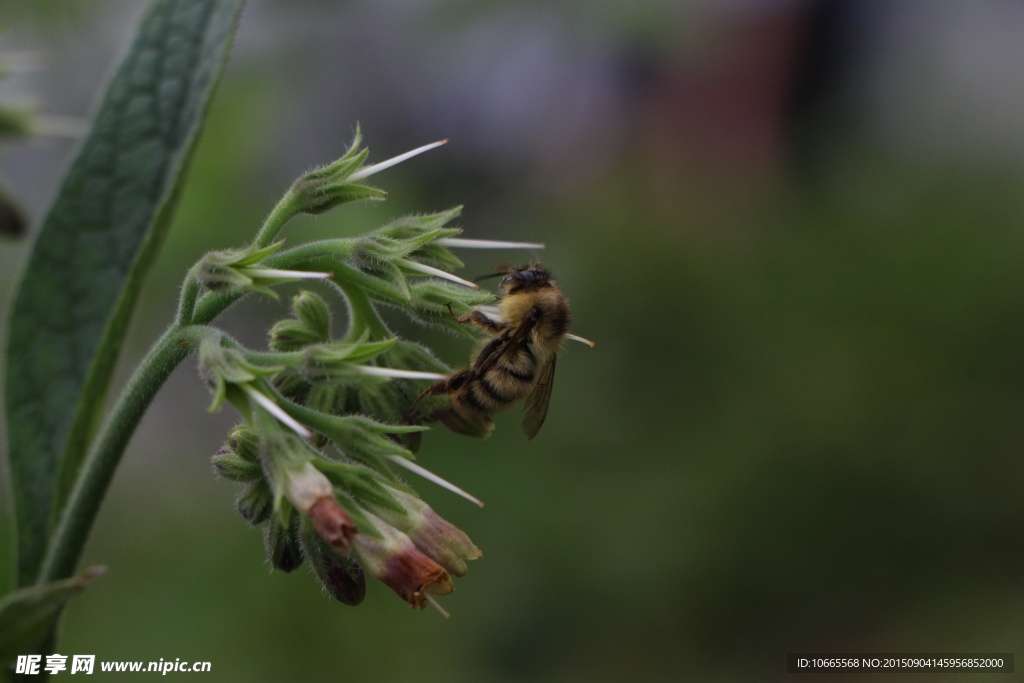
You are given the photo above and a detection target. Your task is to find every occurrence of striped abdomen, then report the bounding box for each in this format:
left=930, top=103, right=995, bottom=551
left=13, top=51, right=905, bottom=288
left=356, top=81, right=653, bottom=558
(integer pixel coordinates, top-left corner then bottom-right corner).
left=456, top=346, right=538, bottom=414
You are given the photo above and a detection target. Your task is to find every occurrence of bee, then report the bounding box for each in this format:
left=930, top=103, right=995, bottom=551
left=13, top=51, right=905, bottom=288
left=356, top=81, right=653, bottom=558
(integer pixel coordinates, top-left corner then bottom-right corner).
left=415, top=263, right=571, bottom=439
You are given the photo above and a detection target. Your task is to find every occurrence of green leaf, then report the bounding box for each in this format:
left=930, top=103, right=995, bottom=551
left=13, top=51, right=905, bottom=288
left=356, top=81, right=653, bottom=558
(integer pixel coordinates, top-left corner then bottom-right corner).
left=0, top=567, right=105, bottom=667
left=4, top=0, right=246, bottom=586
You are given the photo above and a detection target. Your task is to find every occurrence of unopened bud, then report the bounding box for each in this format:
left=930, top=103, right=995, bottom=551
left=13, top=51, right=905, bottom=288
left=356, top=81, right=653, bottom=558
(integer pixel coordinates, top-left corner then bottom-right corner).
left=293, top=290, right=332, bottom=341
left=212, top=447, right=262, bottom=483
left=289, top=129, right=446, bottom=216
left=237, top=480, right=273, bottom=526
left=197, top=241, right=331, bottom=298
left=299, top=517, right=367, bottom=606
left=276, top=458, right=357, bottom=555
left=308, top=496, right=357, bottom=556
left=266, top=514, right=303, bottom=573
left=228, top=424, right=260, bottom=463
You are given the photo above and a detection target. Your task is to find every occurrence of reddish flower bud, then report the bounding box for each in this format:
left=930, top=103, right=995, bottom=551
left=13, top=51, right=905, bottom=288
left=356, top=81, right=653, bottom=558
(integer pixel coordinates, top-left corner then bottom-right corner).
left=308, top=495, right=357, bottom=556
left=367, top=486, right=481, bottom=576
left=353, top=513, right=454, bottom=610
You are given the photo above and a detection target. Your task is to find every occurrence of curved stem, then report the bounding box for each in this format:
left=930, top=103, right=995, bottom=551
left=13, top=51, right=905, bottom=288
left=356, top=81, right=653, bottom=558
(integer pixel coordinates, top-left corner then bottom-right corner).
left=253, top=191, right=301, bottom=248
left=176, top=264, right=202, bottom=325
left=336, top=281, right=390, bottom=341
left=37, top=325, right=218, bottom=583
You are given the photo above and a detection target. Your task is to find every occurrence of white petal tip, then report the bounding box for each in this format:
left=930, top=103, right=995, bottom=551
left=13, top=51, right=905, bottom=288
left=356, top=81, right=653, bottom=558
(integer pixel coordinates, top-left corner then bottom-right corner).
left=398, top=259, right=480, bottom=289
left=242, top=384, right=313, bottom=439
left=436, top=238, right=546, bottom=250
left=387, top=455, right=484, bottom=507
left=242, top=267, right=333, bottom=280
left=348, top=139, right=450, bottom=182
left=358, top=366, right=449, bottom=381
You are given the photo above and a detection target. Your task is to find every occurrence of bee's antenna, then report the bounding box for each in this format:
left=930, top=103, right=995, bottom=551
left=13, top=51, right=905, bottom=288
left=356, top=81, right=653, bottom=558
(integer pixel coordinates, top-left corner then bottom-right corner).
left=473, top=271, right=506, bottom=283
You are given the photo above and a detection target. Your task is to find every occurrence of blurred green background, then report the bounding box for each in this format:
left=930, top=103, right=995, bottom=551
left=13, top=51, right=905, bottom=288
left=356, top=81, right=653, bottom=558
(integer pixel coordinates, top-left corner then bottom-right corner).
left=3, top=0, right=1024, bottom=680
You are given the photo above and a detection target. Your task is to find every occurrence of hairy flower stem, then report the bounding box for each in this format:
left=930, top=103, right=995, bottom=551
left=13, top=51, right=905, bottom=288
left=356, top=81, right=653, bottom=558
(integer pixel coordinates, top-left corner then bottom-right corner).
left=252, top=193, right=300, bottom=248
left=37, top=325, right=219, bottom=584
left=337, top=282, right=390, bottom=342
left=177, top=264, right=203, bottom=325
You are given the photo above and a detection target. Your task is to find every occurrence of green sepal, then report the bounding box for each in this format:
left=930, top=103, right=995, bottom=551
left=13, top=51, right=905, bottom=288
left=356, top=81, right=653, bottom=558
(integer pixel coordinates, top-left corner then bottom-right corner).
left=197, top=240, right=323, bottom=299
left=269, top=318, right=324, bottom=352
left=301, top=148, right=368, bottom=184
left=224, top=383, right=253, bottom=423
left=197, top=241, right=285, bottom=292
left=304, top=183, right=386, bottom=215
left=227, top=424, right=261, bottom=463
left=375, top=207, right=465, bottom=270
left=212, top=448, right=262, bottom=482
left=255, top=422, right=315, bottom=525
left=316, top=460, right=407, bottom=514
left=199, top=337, right=283, bottom=412
left=409, top=241, right=465, bottom=271
left=298, top=516, right=366, bottom=606
left=269, top=290, right=333, bottom=351
left=273, top=369, right=311, bottom=404
left=293, top=290, right=332, bottom=341
left=306, top=384, right=340, bottom=416
left=265, top=509, right=303, bottom=573
left=333, top=490, right=381, bottom=538
left=237, top=479, right=273, bottom=526
left=355, top=228, right=449, bottom=265
left=300, top=336, right=399, bottom=385
left=361, top=259, right=412, bottom=301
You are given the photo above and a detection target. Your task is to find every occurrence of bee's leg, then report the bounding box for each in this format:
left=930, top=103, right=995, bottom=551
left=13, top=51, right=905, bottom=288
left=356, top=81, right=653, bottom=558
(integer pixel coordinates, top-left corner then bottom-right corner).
left=409, top=370, right=471, bottom=410
left=433, top=406, right=495, bottom=439
left=446, top=303, right=505, bottom=334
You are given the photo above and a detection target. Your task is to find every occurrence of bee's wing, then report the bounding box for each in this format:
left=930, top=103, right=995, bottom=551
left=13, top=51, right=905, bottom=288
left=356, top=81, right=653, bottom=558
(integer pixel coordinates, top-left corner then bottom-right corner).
left=521, top=353, right=556, bottom=440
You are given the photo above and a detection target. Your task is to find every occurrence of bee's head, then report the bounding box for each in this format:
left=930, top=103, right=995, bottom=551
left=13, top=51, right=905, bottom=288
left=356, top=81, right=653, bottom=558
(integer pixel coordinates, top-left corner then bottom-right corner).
left=500, top=264, right=551, bottom=294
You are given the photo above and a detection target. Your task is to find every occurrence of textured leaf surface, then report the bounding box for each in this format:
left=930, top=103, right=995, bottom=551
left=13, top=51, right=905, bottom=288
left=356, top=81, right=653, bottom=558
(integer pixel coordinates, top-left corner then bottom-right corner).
left=4, top=0, right=245, bottom=585
left=0, top=567, right=104, bottom=666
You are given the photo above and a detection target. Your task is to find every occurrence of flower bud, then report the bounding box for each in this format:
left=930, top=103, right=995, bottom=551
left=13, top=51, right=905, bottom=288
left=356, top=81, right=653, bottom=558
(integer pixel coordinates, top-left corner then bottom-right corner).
left=269, top=318, right=323, bottom=352
left=211, top=447, right=262, bottom=483
left=299, top=517, right=366, bottom=606
left=198, top=339, right=282, bottom=413
left=300, top=336, right=398, bottom=385
left=288, top=129, right=446, bottom=216
left=197, top=241, right=331, bottom=298
left=269, top=291, right=332, bottom=351
left=308, top=495, right=358, bottom=556
left=352, top=512, right=454, bottom=610
left=374, top=207, right=465, bottom=271
left=312, top=414, right=424, bottom=472
left=266, top=447, right=359, bottom=555
left=228, top=424, right=260, bottom=463
left=237, top=479, right=272, bottom=526
left=293, top=290, right=332, bottom=341
left=265, top=513, right=303, bottom=573
left=272, top=370, right=310, bottom=404
left=365, top=487, right=481, bottom=576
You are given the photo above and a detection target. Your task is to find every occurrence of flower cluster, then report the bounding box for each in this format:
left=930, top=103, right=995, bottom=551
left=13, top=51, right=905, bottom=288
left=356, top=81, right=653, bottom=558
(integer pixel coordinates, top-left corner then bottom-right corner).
left=188, top=131, right=542, bottom=614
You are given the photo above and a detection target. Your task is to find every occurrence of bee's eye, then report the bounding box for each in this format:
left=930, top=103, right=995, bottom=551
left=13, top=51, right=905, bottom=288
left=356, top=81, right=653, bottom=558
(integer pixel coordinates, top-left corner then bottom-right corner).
left=501, top=276, right=511, bottom=285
